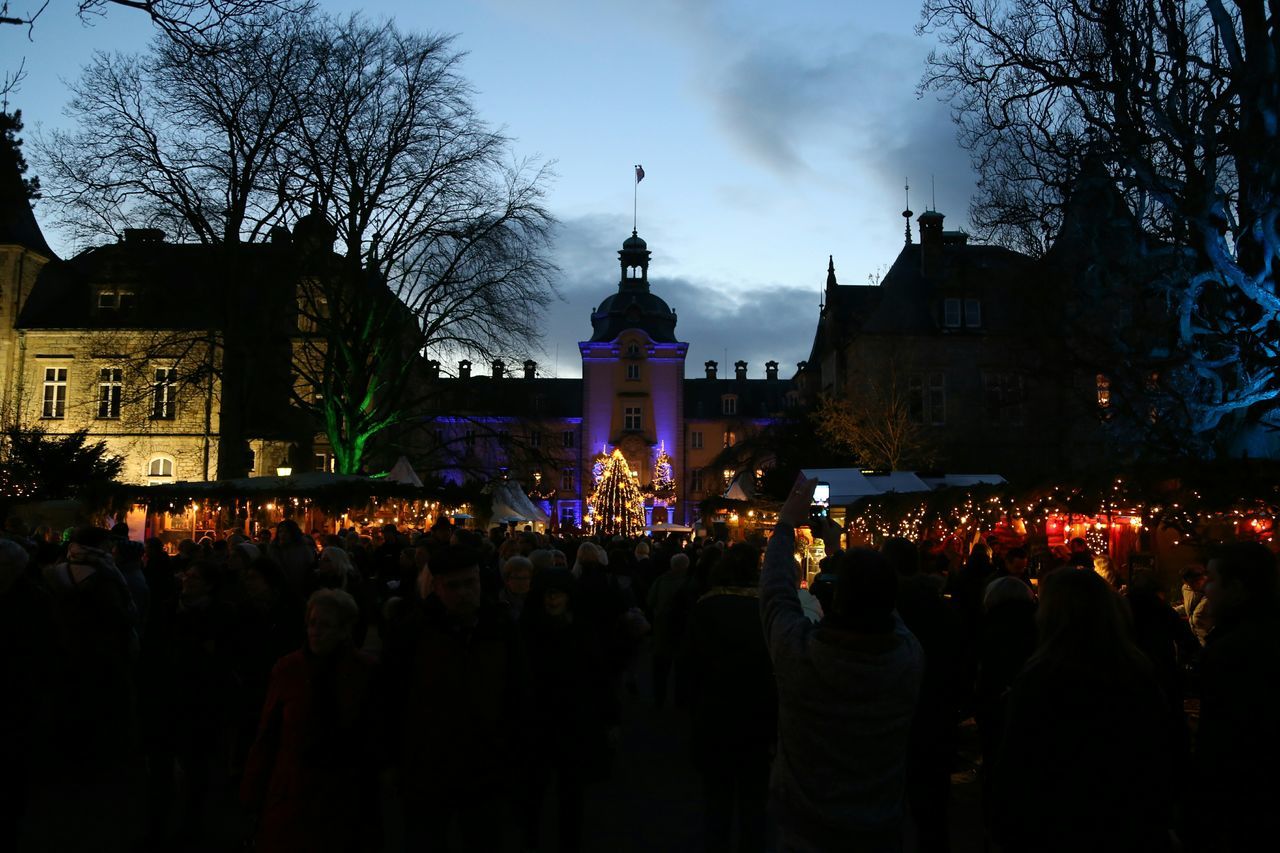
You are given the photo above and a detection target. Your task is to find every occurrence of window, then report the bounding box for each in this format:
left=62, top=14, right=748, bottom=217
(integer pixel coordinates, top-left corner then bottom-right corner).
left=723, top=430, right=736, bottom=448
left=722, top=395, right=737, bottom=415
left=1097, top=374, right=1112, bottom=407
left=151, top=367, right=176, bottom=419
left=97, top=368, right=123, bottom=419
left=529, top=431, right=541, bottom=449
left=964, top=298, right=982, bottom=328
left=927, top=373, right=946, bottom=425
left=624, top=406, right=642, bottom=431
left=626, top=364, right=641, bottom=381
left=147, top=456, right=174, bottom=479
left=562, top=430, right=575, bottom=448
left=627, top=343, right=640, bottom=356
left=691, top=430, right=704, bottom=449
left=97, top=292, right=117, bottom=309
left=464, top=430, right=476, bottom=454
left=943, top=298, right=961, bottom=328
left=42, top=367, right=68, bottom=419
left=314, top=453, right=327, bottom=472
left=560, top=468, right=574, bottom=492
left=498, top=430, right=511, bottom=447
left=984, top=373, right=1025, bottom=425
left=690, top=469, right=704, bottom=493
left=909, top=373, right=946, bottom=425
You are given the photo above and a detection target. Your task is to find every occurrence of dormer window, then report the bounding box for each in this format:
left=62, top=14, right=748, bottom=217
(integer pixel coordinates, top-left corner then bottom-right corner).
left=722, top=395, right=738, bottom=415
left=964, top=298, right=982, bottom=328
left=943, top=298, right=962, bottom=328
left=627, top=343, right=641, bottom=357
left=96, top=290, right=135, bottom=311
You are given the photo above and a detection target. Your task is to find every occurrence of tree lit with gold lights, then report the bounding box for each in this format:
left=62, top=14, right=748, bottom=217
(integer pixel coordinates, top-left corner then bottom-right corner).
left=588, top=449, right=645, bottom=537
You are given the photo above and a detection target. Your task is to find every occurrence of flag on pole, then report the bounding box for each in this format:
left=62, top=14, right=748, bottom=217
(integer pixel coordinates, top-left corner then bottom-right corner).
left=635, top=164, right=645, bottom=184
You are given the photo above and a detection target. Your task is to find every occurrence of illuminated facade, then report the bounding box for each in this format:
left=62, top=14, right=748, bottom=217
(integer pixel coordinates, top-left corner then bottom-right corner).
left=425, top=231, right=790, bottom=527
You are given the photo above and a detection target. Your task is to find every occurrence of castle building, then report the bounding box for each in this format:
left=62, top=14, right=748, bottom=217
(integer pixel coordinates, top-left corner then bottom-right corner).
left=424, top=230, right=789, bottom=527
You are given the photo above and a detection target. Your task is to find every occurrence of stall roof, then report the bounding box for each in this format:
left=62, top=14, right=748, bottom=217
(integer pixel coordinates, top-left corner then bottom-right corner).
left=801, top=468, right=881, bottom=504
left=919, top=474, right=1008, bottom=490
left=864, top=472, right=932, bottom=494
left=115, top=472, right=427, bottom=501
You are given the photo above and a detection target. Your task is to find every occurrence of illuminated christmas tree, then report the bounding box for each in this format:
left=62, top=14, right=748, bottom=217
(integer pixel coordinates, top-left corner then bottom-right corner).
left=588, top=449, right=646, bottom=537
left=651, top=441, right=674, bottom=498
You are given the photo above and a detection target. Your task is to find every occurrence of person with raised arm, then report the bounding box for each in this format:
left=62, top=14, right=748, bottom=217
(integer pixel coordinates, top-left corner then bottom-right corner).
left=760, top=477, right=924, bottom=852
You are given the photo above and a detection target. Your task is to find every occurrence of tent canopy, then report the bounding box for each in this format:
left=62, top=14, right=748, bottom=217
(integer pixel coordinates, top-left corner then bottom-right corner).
left=386, top=456, right=424, bottom=488
left=487, top=480, right=549, bottom=525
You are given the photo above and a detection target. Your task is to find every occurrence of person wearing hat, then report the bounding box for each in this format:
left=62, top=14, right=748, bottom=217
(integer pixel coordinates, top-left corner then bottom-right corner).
left=382, top=543, right=527, bottom=851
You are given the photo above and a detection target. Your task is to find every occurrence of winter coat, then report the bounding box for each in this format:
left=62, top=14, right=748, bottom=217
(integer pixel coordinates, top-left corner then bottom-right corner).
left=993, top=657, right=1175, bottom=852
left=683, top=585, right=777, bottom=769
left=382, top=594, right=527, bottom=797
left=1193, top=608, right=1280, bottom=851
left=760, top=524, right=923, bottom=850
left=241, top=647, right=381, bottom=853
left=43, top=545, right=139, bottom=772
left=647, top=564, right=689, bottom=656
left=521, top=585, right=617, bottom=775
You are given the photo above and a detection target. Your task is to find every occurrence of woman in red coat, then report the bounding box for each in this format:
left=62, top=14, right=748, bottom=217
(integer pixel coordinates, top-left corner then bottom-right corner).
left=241, top=588, right=381, bottom=853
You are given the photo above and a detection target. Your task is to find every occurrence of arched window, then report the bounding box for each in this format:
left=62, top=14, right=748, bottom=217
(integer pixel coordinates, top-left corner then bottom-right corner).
left=148, top=455, right=175, bottom=479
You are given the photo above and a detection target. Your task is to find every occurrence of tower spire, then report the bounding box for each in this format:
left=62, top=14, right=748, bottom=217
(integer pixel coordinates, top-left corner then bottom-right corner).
left=902, top=179, right=914, bottom=245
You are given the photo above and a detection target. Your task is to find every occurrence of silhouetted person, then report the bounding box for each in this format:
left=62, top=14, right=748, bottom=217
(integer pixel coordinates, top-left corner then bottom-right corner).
left=762, top=479, right=923, bottom=852
left=1193, top=542, right=1280, bottom=852
left=684, top=543, right=775, bottom=853
left=382, top=544, right=527, bottom=851
left=992, top=568, right=1175, bottom=852
left=241, top=588, right=381, bottom=853
left=520, top=570, right=616, bottom=853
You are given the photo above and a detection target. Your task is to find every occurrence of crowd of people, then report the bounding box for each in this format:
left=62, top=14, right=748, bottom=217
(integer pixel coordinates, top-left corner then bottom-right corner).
left=0, top=481, right=1277, bottom=853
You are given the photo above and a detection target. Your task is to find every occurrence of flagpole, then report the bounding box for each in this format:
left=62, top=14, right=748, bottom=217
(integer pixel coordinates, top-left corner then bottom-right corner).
left=633, top=165, right=638, bottom=233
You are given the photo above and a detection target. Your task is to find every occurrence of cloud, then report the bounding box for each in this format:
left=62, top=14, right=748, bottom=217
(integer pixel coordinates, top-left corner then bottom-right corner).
left=539, top=212, right=817, bottom=378
left=691, top=19, right=978, bottom=226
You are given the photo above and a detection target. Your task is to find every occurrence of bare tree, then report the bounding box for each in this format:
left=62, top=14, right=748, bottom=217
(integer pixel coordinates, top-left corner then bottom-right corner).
left=2, top=1, right=308, bottom=47
left=919, top=0, right=1280, bottom=452
left=36, top=11, right=557, bottom=475
left=812, top=375, right=934, bottom=471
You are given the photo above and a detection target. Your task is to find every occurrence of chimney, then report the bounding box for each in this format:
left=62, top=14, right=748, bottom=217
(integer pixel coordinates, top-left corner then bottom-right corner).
left=704, top=360, right=718, bottom=380
left=123, top=227, right=166, bottom=244
left=918, top=210, right=945, bottom=277
left=426, top=359, right=441, bottom=380
left=492, top=359, right=505, bottom=379
left=765, top=360, right=779, bottom=381
left=523, top=359, right=537, bottom=379
left=458, top=359, right=472, bottom=379
left=735, top=360, right=748, bottom=380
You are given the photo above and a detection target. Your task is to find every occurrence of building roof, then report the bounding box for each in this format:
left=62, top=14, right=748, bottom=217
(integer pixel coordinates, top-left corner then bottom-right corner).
left=854, top=242, right=1031, bottom=335
left=589, top=289, right=679, bottom=343
left=684, top=376, right=789, bottom=419
left=17, top=237, right=297, bottom=330
left=429, top=375, right=584, bottom=419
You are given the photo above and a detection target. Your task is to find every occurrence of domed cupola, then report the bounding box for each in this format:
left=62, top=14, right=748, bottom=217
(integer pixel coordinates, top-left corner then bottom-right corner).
left=589, top=231, right=677, bottom=343
left=619, top=230, right=651, bottom=290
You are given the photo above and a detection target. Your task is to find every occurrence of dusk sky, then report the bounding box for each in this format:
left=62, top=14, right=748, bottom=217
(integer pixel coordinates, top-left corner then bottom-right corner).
left=3, top=0, right=977, bottom=378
